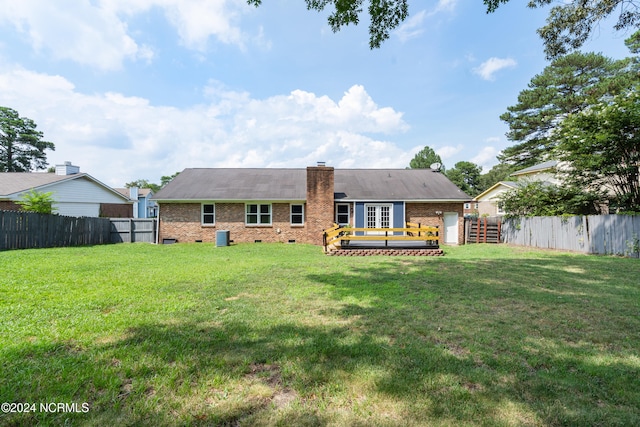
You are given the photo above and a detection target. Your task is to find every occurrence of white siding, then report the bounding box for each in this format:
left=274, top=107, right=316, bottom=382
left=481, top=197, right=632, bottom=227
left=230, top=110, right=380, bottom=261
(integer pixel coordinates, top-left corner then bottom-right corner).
left=47, top=177, right=126, bottom=204
left=22, top=176, right=131, bottom=217
left=477, top=185, right=510, bottom=202
left=54, top=202, right=100, bottom=217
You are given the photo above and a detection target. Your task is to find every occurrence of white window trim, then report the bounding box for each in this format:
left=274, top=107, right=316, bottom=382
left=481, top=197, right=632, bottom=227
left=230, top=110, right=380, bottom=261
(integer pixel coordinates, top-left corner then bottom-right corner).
left=245, top=203, right=272, bottom=226
left=290, top=203, right=305, bottom=226
left=201, top=203, right=215, bottom=226
left=335, top=203, right=351, bottom=226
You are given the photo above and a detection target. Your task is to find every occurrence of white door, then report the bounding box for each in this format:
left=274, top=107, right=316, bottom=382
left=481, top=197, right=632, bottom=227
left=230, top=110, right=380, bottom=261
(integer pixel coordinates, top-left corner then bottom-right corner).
left=443, top=212, right=458, bottom=244
left=366, top=204, right=392, bottom=235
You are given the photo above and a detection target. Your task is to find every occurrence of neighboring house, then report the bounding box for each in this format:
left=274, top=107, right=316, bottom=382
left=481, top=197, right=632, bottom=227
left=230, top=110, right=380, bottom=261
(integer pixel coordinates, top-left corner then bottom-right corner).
left=474, top=160, right=559, bottom=216
left=115, top=187, right=158, bottom=218
left=153, top=164, right=470, bottom=246
left=463, top=201, right=479, bottom=218
left=0, top=162, right=133, bottom=217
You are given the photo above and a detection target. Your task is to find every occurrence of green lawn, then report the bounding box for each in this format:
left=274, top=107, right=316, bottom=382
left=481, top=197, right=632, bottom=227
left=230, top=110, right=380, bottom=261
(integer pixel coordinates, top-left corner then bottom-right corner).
left=1, top=243, right=639, bottom=426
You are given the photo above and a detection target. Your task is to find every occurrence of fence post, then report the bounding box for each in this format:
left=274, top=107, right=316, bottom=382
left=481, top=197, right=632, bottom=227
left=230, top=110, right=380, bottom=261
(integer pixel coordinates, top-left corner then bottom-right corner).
left=483, top=217, right=487, bottom=243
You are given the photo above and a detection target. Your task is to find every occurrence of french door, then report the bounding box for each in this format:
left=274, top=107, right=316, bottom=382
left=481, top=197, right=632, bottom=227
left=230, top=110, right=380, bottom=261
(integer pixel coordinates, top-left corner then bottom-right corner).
left=366, top=204, right=392, bottom=235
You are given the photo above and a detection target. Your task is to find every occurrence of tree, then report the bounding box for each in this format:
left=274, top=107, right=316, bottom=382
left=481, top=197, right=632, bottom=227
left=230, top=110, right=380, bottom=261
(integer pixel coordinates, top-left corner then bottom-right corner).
left=446, top=161, right=482, bottom=197
left=409, top=145, right=444, bottom=171
left=124, top=172, right=180, bottom=193
left=250, top=0, right=640, bottom=59
left=485, top=0, right=640, bottom=59
left=498, top=181, right=600, bottom=217
left=16, top=189, right=57, bottom=214
left=0, top=107, right=54, bottom=172
left=248, top=0, right=408, bottom=49
left=477, top=162, right=517, bottom=192
left=125, top=179, right=161, bottom=193
left=160, top=172, right=180, bottom=187
left=555, top=86, right=640, bottom=212
left=499, top=51, right=632, bottom=168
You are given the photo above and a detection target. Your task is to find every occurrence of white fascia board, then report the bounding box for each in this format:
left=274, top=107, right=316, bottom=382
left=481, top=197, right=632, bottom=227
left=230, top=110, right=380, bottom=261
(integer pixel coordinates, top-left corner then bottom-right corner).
left=155, top=199, right=307, bottom=204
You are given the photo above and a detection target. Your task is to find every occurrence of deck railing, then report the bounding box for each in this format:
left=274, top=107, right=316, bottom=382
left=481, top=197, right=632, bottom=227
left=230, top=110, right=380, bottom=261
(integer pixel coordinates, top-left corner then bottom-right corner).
left=323, top=222, right=439, bottom=251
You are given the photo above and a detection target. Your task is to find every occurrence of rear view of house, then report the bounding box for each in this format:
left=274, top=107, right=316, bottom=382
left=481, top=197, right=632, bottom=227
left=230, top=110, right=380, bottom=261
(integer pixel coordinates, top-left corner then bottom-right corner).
left=153, top=164, right=470, bottom=246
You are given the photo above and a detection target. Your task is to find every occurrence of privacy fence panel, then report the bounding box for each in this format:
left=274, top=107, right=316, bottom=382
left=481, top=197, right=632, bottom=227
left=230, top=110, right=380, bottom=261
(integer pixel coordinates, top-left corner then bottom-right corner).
left=109, top=218, right=157, bottom=243
left=502, top=214, right=640, bottom=257
left=0, top=210, right=111, bottom=250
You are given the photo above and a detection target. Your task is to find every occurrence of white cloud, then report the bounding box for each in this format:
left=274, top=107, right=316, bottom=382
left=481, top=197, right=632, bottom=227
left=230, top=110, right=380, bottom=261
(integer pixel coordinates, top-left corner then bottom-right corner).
left=0, top=66, right=410, bottom=186
left=395, top=1, right=457, bottom=43
left=473, top=57, right=517, bottom=81
left=395, top=10, right=427, bottom=43
left=158, top=0, right=249, bottom=51
left=471, top=145, right=500, bottom=171
left=436, top=145, right=464, bottom=160
left=0, top=0, right=259, bottom=70
left=432, top=0, right=458, bottom=14
left=0, top=0, right=143, bottom=70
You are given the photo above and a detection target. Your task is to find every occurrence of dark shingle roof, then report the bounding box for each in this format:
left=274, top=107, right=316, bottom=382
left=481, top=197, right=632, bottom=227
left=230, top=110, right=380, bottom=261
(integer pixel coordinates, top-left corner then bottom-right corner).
left=153, top=168, right=307, bottom=201
left=335, top=169, right=469, bottom=201
left=154, top=168, right=469, bottom=202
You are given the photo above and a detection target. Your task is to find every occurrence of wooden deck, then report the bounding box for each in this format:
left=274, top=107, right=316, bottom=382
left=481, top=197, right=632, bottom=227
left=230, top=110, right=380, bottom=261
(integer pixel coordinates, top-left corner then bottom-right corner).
left=323, top=223, right=443, bottom=256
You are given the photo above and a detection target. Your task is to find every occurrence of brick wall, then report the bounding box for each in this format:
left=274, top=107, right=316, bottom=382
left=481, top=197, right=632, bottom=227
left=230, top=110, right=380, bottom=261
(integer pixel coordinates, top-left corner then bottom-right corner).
left=406, top=202, right=465, bottom=245
left=0, top=201, right=22, bottom=211
left=159, top=202, right=314, bottom=244
left=100, top=203, right=132, bottom=218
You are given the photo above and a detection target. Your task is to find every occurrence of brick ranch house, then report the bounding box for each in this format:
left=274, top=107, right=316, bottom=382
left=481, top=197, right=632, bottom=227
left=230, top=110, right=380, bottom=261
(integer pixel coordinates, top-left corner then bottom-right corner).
left=152, top=164, right=470, bottom=246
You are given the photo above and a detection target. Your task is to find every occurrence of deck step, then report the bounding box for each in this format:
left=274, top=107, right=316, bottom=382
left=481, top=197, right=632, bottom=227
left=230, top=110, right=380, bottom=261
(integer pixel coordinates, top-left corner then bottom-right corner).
left=327, top=248, right=444, bottom=256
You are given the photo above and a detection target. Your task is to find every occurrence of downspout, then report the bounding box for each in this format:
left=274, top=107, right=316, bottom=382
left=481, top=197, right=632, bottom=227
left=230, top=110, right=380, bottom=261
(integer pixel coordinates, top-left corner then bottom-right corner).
left=155, top=204, right=160, bottom=245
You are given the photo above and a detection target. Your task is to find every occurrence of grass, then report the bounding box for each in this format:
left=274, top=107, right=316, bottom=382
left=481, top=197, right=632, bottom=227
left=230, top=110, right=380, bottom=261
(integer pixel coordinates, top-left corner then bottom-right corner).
left=0, top=242, right=639, bottom=426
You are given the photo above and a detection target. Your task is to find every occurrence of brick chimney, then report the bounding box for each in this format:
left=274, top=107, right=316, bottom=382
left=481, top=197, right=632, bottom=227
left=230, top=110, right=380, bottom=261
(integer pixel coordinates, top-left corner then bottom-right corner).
left=306, top=163, right=334, bottom=245
left=55, top=161, right=80, bottom=176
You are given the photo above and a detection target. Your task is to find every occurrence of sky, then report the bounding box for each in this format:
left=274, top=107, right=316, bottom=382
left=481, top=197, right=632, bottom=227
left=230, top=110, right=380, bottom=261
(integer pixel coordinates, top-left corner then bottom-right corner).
left=0, top=0, right=633, bottom=187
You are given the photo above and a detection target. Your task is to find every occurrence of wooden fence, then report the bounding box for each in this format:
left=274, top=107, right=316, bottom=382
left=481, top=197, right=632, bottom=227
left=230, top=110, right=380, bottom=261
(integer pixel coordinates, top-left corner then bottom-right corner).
left=501, top=214, right=640, bottom=257
left=0, top=210, right=111, bottom=250
left=0, top=210, right=158, bottom=250
left=464, top=217, right=502, bottom=244
left=110, top=218, right=157, bottom=243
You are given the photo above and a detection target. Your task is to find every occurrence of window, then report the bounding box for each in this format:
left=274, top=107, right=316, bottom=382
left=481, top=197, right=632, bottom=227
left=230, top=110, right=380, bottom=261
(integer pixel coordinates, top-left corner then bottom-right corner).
left=201, top=203, right=215, bottom=225
left=336, top=203, right=350, bottom=225
left=497, top=202, right=505, bottom=215
left=246, top=204, right=271, bottom=225
left=290, top=204, right=304, bottom=225
left=464, top=203, right=471, bottom=209
left=474, top=203, right=479, bottom=209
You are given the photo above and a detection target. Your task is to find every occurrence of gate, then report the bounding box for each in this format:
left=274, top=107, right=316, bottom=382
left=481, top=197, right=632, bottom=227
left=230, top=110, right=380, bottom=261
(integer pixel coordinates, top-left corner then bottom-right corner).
left=110, top=218, right=157, bottom=243
left=465, top=216, right=502, bottom=244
